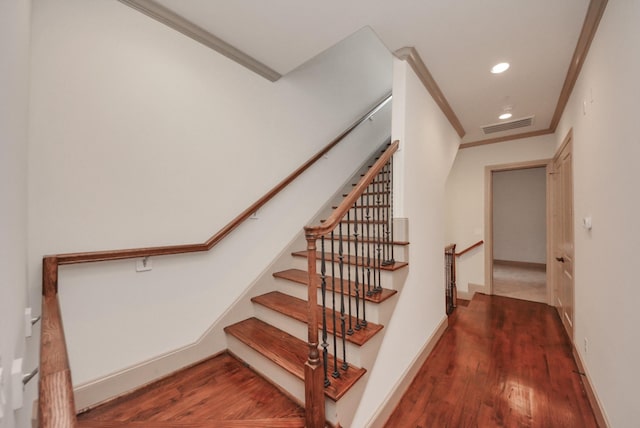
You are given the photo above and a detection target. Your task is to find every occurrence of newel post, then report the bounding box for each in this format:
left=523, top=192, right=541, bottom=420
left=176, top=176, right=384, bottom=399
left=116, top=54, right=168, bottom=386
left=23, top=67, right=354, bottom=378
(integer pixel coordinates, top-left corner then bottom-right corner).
left=304, top=234, right=325, bottom=428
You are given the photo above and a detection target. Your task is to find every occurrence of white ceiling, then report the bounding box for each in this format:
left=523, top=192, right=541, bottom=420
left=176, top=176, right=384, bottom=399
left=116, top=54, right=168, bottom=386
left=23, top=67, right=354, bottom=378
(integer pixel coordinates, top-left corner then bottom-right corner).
left=153, top=0, right=591, bottom=143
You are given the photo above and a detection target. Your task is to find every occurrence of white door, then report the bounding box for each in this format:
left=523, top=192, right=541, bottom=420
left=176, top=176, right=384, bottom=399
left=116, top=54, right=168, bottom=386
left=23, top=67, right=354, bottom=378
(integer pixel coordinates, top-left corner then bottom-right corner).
left=552, top=136, right=574, bottom=338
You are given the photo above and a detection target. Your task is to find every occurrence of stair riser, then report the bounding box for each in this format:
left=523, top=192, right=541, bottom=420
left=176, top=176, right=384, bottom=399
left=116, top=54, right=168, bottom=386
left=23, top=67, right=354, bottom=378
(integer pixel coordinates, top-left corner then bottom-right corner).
left=252, top=305, right=369, bottom=367
left=272, top=279, right=388, bottom=324
left=226, top=335, right=341, bottom=426
left=226, top=335, right=306, bottom=404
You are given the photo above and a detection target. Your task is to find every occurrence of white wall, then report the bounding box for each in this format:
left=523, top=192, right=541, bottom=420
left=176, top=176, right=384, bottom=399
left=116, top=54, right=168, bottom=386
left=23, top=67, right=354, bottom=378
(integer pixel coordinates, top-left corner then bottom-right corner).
left=28, top=0, right=392, bottom=387
left=493, top=167, right=547, bottom=264
left=0, top=1, right=32, bottom=427
left=445, top=135, right=556, bottom=292
left=351, top=58, right=460, bottom=427
left=554, top=1, right=640, bottom=425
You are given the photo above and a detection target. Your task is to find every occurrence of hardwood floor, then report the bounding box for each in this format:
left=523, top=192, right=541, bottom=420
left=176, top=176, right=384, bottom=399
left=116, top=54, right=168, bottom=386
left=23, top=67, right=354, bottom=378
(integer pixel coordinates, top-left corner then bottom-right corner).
left=385, top=294, right=598, bottom=428
left=77, top=351, right=304, bottom=427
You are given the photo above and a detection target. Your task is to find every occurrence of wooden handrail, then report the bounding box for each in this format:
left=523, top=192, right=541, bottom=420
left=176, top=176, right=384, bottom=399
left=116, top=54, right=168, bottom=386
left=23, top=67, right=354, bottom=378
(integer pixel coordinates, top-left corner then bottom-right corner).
left=49, top=92, right=392, bottom=265
left=302, top=139, right=398, bottom=427
left=455, top=240, right=484, bottom=257
left=305, top=140, right=399, bottom=239
left=38, top=93, right=392, bottom=428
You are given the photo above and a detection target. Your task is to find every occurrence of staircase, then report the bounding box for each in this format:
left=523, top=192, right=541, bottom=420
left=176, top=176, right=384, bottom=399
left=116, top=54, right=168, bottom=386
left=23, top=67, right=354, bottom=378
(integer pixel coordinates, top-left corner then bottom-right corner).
left=223, top=142, right=409, bottom=427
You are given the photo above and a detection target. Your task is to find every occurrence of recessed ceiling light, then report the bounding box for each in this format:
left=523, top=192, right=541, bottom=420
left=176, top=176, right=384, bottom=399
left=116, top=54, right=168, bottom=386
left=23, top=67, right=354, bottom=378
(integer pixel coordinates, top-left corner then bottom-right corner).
left=499, top=112, right=513, bottom=120
left=491, top=62, right=510, bottom=74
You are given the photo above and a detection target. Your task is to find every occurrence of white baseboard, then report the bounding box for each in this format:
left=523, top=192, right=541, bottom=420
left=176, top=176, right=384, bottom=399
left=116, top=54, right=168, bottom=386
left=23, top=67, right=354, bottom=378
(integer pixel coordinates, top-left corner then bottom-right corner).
left=571, top=344, right=610, bottom=428
left=365, top=316, right=448, bottom=427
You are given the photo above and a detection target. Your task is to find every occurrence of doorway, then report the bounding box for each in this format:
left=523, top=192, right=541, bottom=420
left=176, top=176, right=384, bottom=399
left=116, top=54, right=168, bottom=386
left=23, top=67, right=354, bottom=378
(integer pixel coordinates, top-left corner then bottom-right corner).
left=484, top=159, right=552, bottom=304
left=493, top=166, right=547, bottom=303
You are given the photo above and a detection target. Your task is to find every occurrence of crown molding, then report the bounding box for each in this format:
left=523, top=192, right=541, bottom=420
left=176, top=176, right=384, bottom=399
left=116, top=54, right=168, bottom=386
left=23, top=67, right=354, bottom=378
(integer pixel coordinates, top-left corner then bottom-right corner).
left=394, top=47, right=466, bottom=138
left=118, top=0, right=281, bottom=82
left=550, top=0, right=608, bottom=131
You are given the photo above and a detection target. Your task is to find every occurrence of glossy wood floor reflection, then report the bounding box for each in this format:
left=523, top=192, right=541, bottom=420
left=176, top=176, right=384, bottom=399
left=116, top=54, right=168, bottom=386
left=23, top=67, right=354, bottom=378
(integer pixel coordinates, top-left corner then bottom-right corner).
left=77, top=351, right=304, bottom=427
left=385, top=294, right=598, bottom=428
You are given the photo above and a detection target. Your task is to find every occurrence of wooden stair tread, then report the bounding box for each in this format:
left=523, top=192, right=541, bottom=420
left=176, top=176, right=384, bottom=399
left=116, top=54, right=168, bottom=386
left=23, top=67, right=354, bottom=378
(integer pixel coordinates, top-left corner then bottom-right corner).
left=273, top=269, right=397, bottom=304
left=252, top=291, right=383, bottom=346
left=224, top=318, right=366, bottom=401
left=291, top=251, right=409, bottom=271
left=78, top=418, right=306, bottom=427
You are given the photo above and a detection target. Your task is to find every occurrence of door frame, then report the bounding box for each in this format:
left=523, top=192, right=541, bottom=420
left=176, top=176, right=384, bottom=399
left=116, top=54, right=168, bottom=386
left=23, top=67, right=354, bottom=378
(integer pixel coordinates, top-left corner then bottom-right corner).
left=484, top=158, right=553, bottom=302
left=550, top=129, right=575, bottom=338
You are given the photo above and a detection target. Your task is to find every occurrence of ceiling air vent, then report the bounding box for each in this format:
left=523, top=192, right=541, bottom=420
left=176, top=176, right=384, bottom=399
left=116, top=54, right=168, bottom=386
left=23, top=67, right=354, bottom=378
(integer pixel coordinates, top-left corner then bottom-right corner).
left=481, top=115, right=535, bottom=135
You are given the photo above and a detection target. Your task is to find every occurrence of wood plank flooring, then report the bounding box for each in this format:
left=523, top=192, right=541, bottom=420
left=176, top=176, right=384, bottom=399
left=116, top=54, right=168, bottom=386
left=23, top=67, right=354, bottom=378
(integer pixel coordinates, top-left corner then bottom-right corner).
left=76, top=352, right=304, bottom=426
left=385, top=294, right=598, bottom=428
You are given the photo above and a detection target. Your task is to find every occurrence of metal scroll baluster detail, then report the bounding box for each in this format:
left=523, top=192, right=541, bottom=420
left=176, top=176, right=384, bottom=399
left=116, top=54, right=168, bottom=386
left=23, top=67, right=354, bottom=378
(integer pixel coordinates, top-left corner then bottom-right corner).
left=347, top=210, right=354, bottom=336
left=389, top=157, right=395, bottom=264
left=365, top=199, right=372, bottom=298
left=320, top=236, right=330, bottom=387
left=375, top=171, right=383, bottom=293
left=330, top=232, right=339, bottom=379
left=338, top=222, right=348, bottom=370
left=354, top=196, right=362, bottom=331
left=361, top=193, right=369, bottom=326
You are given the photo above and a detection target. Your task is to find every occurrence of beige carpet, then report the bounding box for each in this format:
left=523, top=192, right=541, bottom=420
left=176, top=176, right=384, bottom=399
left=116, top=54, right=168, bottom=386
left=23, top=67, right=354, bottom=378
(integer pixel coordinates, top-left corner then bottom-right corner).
left=493, top=261, right=547, bottom=303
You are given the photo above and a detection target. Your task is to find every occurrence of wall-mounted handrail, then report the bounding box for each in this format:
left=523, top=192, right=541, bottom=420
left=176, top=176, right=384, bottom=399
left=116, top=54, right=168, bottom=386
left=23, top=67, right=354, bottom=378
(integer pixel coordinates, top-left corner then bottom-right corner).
left=51, top=92, right=392, bottom=265
left=303, top=140, right=399, bottom=427
left=38, top=92, right=392, bottom=428
left=455, top=240, right=484, bottom=257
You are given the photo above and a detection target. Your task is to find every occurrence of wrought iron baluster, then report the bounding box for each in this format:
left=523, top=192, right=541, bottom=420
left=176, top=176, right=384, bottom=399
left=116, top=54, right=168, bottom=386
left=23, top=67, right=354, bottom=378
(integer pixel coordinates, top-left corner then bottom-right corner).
left=347, top=210, right=354, bottom=336
left=330, top=232, right=339, bottom=378
left=353, top=195, right=363, bottom=330
left=338, top=222, right=348, bottom=370
left=320, top=237, right=330, bottom=386
left=365, top=200, right=372, bottom=298
left=388, top=156, right=396, bottom=264
left=382, top=161, right=392, bottom=266
left=362, top=191, right=369, bottom=326
left=375, top=172, right=383, bottom=293
left=380, top=166, right=388, bottom=264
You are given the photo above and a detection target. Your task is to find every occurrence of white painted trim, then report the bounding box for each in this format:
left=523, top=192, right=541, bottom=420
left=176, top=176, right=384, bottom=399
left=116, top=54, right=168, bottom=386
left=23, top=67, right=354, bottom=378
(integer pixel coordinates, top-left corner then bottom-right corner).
left=117, top=0, right=281, bottom=81
left=365, top=316, right=448, bottom=428
left=484, top=159, right=552, bottom=303
left=572, top=343, right=611, bottom=427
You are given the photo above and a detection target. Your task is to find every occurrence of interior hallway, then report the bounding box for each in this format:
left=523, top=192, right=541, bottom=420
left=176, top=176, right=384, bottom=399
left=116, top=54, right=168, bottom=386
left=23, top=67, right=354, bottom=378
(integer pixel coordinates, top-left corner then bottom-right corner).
left=384, top=294, right=597, bottom=427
